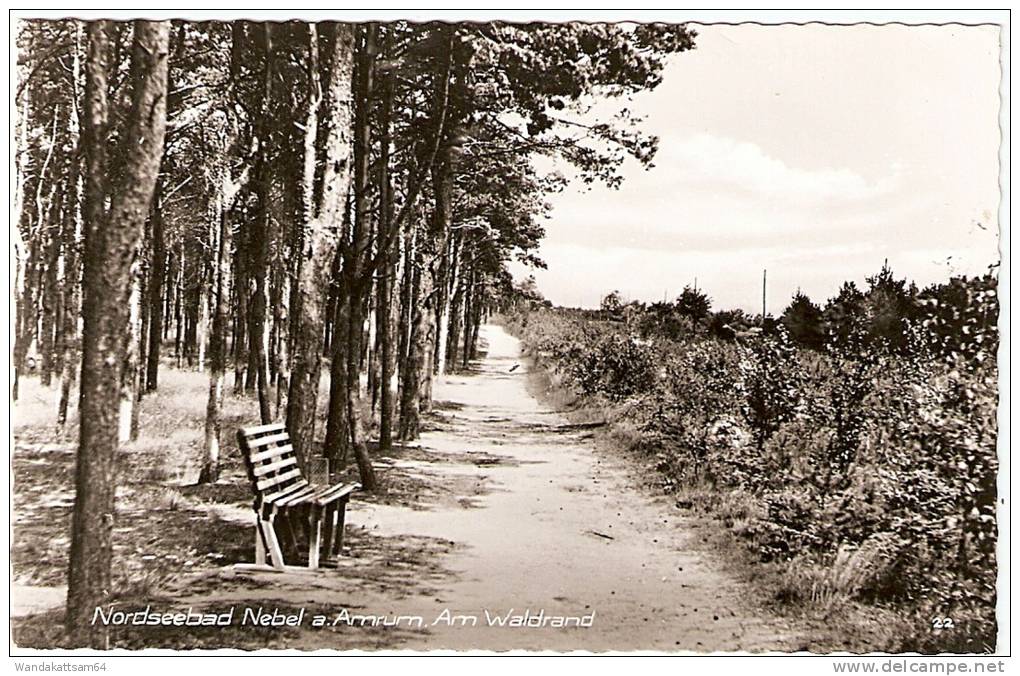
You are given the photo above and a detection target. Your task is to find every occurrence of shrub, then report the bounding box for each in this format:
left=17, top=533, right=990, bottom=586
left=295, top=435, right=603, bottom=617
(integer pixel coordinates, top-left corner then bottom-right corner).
left=563, top=331, right=658, bottom=401
left=642, top=341, right=741, bottom=484
left=737, top=328, right=805, bottom=454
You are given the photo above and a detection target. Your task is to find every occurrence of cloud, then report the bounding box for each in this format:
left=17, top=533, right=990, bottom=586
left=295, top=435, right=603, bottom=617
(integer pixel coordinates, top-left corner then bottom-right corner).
left=536, top=130, right=910, bottom=256
left=657, top=132, right=900, bottom=205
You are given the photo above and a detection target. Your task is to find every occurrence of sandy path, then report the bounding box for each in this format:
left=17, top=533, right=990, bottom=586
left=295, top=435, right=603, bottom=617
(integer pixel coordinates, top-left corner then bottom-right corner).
left=304, top=324, right=805, bottom=651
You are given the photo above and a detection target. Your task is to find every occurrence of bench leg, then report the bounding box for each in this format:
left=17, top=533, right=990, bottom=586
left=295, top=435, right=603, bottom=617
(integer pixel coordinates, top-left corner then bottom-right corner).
left=283, top=509, right=303, bottom=559
left=254, top=521, right=266, bottom=566
left=261, top=515, right=286, bottom=571
left=331, top=498, right=348, bottom=558
left=307, top=508, right=322, bottom=570
left=322, top=504, right=336, bottom=561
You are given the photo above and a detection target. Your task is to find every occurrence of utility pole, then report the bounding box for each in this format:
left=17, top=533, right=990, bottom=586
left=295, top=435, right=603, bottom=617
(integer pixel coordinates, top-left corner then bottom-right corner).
left=761, top=269, right=767, bottom=325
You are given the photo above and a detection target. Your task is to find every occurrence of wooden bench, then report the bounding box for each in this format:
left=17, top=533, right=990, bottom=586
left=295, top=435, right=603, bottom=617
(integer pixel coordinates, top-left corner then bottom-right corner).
left=235, top=423, right=359, bottom=572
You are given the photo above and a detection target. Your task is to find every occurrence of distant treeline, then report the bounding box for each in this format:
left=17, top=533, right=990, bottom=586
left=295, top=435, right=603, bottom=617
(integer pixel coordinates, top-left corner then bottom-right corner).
left=513, top=262, right=999, bottom=359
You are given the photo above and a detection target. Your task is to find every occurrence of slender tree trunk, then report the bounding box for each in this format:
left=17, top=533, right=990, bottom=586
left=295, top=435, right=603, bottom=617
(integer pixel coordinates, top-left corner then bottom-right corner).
left=325, top=295, right=352, bottom=463
left=172, top=243, right=185, bottom=368
left=201, top=175, right=236, bottom=484
left=398, top=27, right=455, bottom=439
left=396, top=222, right=416, bottom=421
left=461, top=267, right=476, bottom=370
left=119, top=268, right=142, bottom=443
left=57, top=170, right=82, bottom=426
left=13, top=224, right=28, bottom=402
left=196, top=252, right=209, bottom=372
left=432, top=243, right=448, bottom=380
left=32, top=109, right=63, bottom=389
left=40, top=192, right=64, bottom=387
left=398, top=259, right=427, bottom=440
left=420, top=134, right=459, bottom=415
left=368, top=294, right=381, bottom=411
left=286, top=23, right=355, bottom=469
left=469, top=292, right=483, bottom=361
left=323, top=24, right=379, bottom=490
left=343, top=23, right=379, bottom=489
left=185, top=253, right=201, bottom=366
left=232, top=216, right=249, bottom=393
left=137, top=232, right=150, bottom=394
left=13, top=81, right=33, bottom=402
left=248, top=22, right=273, bottom=423
left=57, top=81, right=84, bottom=420
left=144, top=179, right=164, bottom=390
left=447, top=257, right=465, bottom=373
left=271, top=255, right=290, bottom=418
left=376, top=71, right=396, bottom=449
left=200, top=22, right=246, bottom=483
left=161, top=250, right=172, bottom=341
left=67, top=20, right=169, bottom=647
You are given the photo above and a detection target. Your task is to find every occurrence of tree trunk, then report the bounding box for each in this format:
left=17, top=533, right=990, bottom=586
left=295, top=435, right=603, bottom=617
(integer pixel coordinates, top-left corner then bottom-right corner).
left=13, top=224, right=28, bottom=402
left=200, top=22, right=246, bottom=484
left=447, top=255, right=466, bottom=373
left=66, top=20, right=169, bottom=647
left=396, top=221, right=416, bottom=423
left=144, top=178, right=164, bottom=390
left=461, top=266, right=476, bottom=370
left=323, top=24, right=378, bottom=491
left=57, top=168, right=82, bottom=426
left=172, top=243, right=185, bottom=368
left=13, top=231, right=39, bottom=401
left=325, top=295, right=353, bottom=463
left=40, top=191, right=64, bottom=387
left=201, top=174, right=237, bottom=484
left=232, top=216, right=249, bottom=393
left=398, top=27, right=455, bottom=439
left=119, top=268, right=142, bottom=443
left=286, top=22, right=355, bottom=469
left=161, top=250, right=172, bottom=341
left=13, top=79, right=33, bottom=402
left=398, top=255, right=428, bottom=440
left=184, top=256, right=198, bottom=367
left=196, top=251, right=209, bottom=372
left=469, top=291, right=483, bottom=362
left=376, top=70, right=396, bottom=450
left=271, top=252, right=290, bottom=418
left=418, top=150, right=456, bottom=418
left=249, top=22, right=273, bottom=424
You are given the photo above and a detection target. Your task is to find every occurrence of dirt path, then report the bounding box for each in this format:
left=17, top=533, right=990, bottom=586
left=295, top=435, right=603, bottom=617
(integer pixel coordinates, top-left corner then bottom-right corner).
left=271, top=324, right=804, bottom=651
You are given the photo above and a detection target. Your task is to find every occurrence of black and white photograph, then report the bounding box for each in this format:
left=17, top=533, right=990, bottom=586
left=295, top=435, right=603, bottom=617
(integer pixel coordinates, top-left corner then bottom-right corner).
left=7, top=8, right=1009, bottom=661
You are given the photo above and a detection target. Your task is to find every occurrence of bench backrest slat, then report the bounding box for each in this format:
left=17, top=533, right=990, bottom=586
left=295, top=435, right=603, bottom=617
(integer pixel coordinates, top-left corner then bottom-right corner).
left=250, top=443, right=294, bottom=464
left=242, top=423, right=286, bottom=436
left=247, top=432, right=291, bottom=449
left=252, top=455, right=298, bottom=478
left=256, top=466, right=303, bottom=491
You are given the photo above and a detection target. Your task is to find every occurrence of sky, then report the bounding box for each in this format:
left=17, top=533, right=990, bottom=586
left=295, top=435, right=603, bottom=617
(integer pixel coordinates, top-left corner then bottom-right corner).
left=509, top=24, right=1003, bottom=313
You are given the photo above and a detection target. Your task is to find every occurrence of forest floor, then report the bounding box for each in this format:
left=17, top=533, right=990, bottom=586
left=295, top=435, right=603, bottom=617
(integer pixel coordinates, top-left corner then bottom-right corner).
left=12, top=325, right=833, bottom=652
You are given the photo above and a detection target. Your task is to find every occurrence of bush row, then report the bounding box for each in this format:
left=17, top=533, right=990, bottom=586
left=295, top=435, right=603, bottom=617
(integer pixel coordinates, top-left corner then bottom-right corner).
left=504, top=293, right=998, bottom=652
